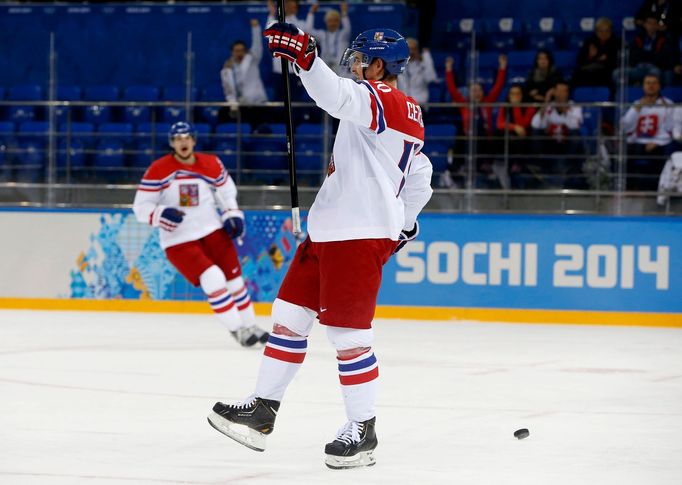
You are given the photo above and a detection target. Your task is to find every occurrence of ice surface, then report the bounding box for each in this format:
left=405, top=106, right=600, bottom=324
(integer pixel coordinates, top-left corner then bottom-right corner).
left=1, top=310, right=681, bottom=484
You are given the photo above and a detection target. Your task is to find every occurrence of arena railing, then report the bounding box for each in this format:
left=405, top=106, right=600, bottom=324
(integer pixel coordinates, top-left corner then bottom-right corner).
left=0, top=99, right=680, bottom=215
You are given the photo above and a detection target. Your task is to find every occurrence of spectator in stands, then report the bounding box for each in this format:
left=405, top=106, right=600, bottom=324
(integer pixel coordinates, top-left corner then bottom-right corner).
left=220, top=19, right=268, bottom=106
left=306, top=2, right=352, bottom=78
left=621, top=74, right=677, bottom=190
left=496, top=84, right=537, bottom=188
left=398, top=38, right=438, bottom=106
left=614, top=16, right=680, bottom=86
left=445, top=54, right=507, bottom=187
left=636, top=0, right=682, bottom=38
left=531, top=81, right=585, bottom=188
left=525, top=49, right=564, bottom=103
left=572, top=17, right=619, bottom=89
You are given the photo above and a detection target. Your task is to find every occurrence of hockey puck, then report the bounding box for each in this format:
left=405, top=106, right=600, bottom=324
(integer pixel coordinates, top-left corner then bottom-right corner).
left=514, top=428, right=530, bottom=440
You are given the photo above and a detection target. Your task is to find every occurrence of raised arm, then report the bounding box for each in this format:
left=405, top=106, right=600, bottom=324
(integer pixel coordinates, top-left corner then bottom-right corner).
left=299, top=58, right=374, bottom=126
left=421, top=49, right=438, bottom=84
left=250, top=19, right=263, bottom=63
left=485, top=54, right=508, bottom=102
left=444, top=57, right=467, bottom=103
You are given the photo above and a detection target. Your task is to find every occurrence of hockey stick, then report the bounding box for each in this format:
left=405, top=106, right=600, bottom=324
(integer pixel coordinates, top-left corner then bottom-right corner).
left=277, top=0, right=302, bottom=235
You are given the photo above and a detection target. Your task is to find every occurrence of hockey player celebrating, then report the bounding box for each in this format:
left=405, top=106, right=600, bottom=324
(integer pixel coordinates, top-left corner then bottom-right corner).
left=132, top=121, right=269, bottom=347
left=207, top=26, right=433, bottom=469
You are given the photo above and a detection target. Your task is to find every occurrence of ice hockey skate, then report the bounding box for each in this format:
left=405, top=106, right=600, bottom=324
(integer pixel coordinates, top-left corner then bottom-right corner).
left=230, top=325, right=269, bottom=347
left=207, top=396, right=280, bottom=452
left=324, top=417, right=378, bottom=469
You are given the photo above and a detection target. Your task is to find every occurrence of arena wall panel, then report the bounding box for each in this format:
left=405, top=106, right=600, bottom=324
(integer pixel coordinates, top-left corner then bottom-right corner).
left=0, top=209, right=679, bottom=327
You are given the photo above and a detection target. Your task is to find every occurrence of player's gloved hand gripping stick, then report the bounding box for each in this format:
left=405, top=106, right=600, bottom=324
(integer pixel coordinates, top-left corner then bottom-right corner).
left=263, top=22, right=319, bottom=71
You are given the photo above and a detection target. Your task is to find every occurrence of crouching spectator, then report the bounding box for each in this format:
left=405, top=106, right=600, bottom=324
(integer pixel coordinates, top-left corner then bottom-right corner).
left=531, top=81, right=585, bottom=188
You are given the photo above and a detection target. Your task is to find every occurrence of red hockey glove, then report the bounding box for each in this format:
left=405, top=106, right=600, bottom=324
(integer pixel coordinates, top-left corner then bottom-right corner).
left=263, top=22, right=318, bottom=71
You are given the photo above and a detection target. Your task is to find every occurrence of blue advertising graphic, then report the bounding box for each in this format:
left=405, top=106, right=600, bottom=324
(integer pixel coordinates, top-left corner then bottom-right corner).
left=380, top=214, right=682, bottom=313
left=69, top=210, right=305, bottom=303
left=66, top=210, right=680, bottom=314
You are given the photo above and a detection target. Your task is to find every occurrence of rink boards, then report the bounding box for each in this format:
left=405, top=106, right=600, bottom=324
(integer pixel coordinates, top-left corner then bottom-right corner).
left=0, top=208, right=680, bottom=326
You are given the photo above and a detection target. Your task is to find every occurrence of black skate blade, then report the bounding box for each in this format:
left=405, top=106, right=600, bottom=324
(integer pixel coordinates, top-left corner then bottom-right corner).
left=207, top=412, right=266, bottom=452
left=325, top=450, right=376, bottom=470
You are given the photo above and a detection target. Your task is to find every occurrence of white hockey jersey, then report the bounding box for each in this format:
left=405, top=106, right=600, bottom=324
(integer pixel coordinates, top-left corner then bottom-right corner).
left=298, top=59, right=434, bottom=242
left=621, top=96, right=676, bottom=145
left=132, top=153, right=238, bottom=250
left=531, top=103, right=583, bottom=142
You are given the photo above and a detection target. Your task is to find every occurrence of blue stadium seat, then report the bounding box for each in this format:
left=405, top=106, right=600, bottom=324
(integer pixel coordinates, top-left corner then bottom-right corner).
left=58, top=122, right=94, bottom=169
left=160, top=106, right=186, bottom=124
left=98, top=123, right=134, bottom=144
left=0, top=87, right=5, bottom=100
left=426, top=124, right=457, bottom=142
left=83, top=104, right=113, bottom=125
left=482, top=17, right=521, bottom=51
left=124, top=86, right=160, bottom=101
left=162, top=85, right=198, bottom=101
left=57, top=85, right=82, bottom=101
left=122, top=86, right=159, bottom=125
left=137, top=122, right=172, bottom=138
left=506, top=51, right=537, bottom=70
left=8, top=85, right=44, bottom=123
left=424, top=142, right=451, bottom=173
left=201, top=86, right=224, bottom=102
left=662, top=87, right=682, bottom=102
left=573, top=87, right=610, bottom=102
left=131, top=122, right=171, bottom=167
left=84, top=86, right=119, bottom=101
left=553, top=50, right=576, bottom=70
left=214, top=123, right=249, bottom=170
left=564, top=17, right=594, bottom=50
left=95, top=122, right=131, bottom=173
left=83, top=86, right=119, bottom=126
left=450, top=18, right=479, bottom=51
left=525, top=17, right=562, bottom=50
left=428, top=83, right=444, bottom=103
left=0, top=121, right=15, bottom=169
left=197, top=86, right=224, bottom=126
left=55, top=85, right=83, bottom=124
left=193, top=123, right=212, bottom=150
left=17, top=121, right=49, bottom=180
left=295, top=123, right=323, bottom=138
left=160, top=86, right=197, bottom=124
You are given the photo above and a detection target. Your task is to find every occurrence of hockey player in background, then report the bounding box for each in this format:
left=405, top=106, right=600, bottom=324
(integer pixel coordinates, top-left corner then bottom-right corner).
left=207, top=27, right=433, bottom=469
left=132, top=122, right=269, bottom=347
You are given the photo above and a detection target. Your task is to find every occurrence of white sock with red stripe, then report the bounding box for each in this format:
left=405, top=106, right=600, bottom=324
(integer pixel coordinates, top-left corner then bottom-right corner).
left=254, top=333, right=307, bottom=401
left=226, top=277, right=256, bottom=326
left=200, top=265, right=244, bottom=332
left=338, top=349, right=379, bottom=422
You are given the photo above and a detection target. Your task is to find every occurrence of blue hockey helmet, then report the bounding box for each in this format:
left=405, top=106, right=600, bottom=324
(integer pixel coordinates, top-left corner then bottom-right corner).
left=168, top=121, right=197, bottom=146
left=340, top=28, right=410, bottom=76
